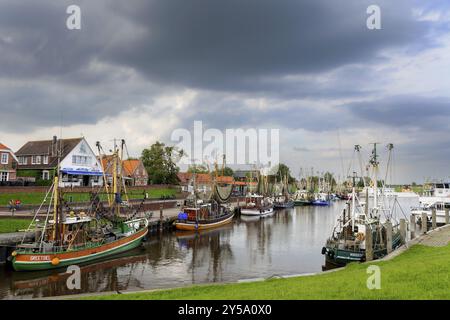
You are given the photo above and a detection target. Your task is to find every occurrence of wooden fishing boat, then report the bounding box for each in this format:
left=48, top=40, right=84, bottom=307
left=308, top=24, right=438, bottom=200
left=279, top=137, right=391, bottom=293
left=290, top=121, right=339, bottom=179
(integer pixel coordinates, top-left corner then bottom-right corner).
left=240, top=194, right=274, bottom=217
left=11, top=139, right=150, bottom=271
left=175, top=203, right=234, bottom=231
left=174, top=164, right=235, bottom=231
left=321, top=144, right=404, bottom=269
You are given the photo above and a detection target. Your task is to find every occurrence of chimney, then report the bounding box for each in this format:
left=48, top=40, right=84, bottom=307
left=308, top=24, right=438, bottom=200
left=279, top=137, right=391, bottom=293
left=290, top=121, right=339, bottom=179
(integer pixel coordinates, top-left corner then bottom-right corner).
left=52, top=136, right=57, bottom=156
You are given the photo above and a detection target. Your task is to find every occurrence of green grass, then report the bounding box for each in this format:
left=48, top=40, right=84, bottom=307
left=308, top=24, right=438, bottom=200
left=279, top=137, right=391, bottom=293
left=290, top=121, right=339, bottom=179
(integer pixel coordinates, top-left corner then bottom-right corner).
left=0, top=219, right=33, bottom=233
left=0, top=188, right=178, bottom=206
left=84, top=244, right=450, bottom=300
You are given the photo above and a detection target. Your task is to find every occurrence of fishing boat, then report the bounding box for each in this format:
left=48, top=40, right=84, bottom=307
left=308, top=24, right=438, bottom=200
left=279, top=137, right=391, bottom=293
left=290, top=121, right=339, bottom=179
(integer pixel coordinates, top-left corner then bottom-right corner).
left=241, top=194, right=274, bottom=217
left=11, top=139, right=150, bottom=271
left=174, top=164, right=235, bottom=231
left=312, top=193, right=330, bottom=206
left=240, top=171, right=274, bottom=217
left=321, top=144, right=404, bottom=269
left=411, top=183, right=450, bottom=226
left=273, top=174, right=294, bottom=209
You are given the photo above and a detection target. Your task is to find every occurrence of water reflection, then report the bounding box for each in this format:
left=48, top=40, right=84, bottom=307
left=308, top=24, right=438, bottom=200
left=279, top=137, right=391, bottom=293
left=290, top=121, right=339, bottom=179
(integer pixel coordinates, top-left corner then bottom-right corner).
left=0, top=198, right=418, bottom=299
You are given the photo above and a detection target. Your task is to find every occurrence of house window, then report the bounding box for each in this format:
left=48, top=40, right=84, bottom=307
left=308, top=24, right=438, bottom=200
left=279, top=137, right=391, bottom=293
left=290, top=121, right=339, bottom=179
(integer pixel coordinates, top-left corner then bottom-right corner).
left=43, top=155, right=49, bottom=164
left=32, top=155, right=41, bottom=164
left=1, top=153, right=8, bottom=164
left=0, top=172, right=8, bottom=181
left=42, top=170, right=50, bottom=180
left=18, top=156, right=27, bottom=165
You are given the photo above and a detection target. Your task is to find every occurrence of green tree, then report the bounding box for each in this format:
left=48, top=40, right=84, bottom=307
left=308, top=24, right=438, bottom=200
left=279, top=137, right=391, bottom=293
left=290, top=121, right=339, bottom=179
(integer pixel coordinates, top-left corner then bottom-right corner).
left=141, top=141, right=182, bottom=184
left=222, top=167, right=234, bottom=177
left=187, top=164, right=209, bottom=174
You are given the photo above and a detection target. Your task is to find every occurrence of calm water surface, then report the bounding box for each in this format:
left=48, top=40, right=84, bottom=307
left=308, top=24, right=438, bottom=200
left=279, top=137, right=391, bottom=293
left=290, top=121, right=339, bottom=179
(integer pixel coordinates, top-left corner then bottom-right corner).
left=0, top=197, right=418, bottom=299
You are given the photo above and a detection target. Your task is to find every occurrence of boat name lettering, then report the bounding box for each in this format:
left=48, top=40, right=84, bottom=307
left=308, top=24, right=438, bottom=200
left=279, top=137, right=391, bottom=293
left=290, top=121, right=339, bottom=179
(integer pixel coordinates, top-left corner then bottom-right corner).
left=30, top=255, right=51, bottom=261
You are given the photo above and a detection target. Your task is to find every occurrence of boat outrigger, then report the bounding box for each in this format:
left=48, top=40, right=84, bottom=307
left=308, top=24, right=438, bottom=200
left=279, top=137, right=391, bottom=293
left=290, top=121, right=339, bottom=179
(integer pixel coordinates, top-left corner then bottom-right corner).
left=11, top=139, right=150, bottom=271
left=175, top=163, right=235, bottom=231
left=321, top=144, right=405, bottom=269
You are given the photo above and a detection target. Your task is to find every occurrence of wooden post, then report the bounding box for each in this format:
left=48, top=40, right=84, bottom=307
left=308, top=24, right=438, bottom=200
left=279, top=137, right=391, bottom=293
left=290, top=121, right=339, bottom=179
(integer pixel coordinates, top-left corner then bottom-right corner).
left=421, top=212, right=428, bottom=234
left=410, top=214, right=415, bottom=240
left=446, top=208, right=449, bottom=225
left=432, top=208, right=437, bottom=230
left=385, top=221, right=393, bottom=254
left=399, top=219, right=406, bottom=244
left=159, top=204, right=163, bottom=231
left=365, top=224, right=373, bottom=262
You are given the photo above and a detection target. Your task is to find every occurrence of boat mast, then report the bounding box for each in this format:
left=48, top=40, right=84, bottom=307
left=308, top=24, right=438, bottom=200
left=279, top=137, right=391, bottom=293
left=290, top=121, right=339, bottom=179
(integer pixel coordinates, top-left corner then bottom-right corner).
left=351, top=171, right=357, bottom=230
left=370, top=143, right=380, bottom=211
left=52, top=137, right=62, bottom=241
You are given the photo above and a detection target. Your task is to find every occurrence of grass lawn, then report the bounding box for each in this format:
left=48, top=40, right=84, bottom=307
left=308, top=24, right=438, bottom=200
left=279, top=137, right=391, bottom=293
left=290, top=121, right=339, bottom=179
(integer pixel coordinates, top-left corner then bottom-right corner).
left=0, top=188, right=178, bottom=206
left=84, top=244, right=450, bottom=300
left=0, top=219, right=33, bottom=233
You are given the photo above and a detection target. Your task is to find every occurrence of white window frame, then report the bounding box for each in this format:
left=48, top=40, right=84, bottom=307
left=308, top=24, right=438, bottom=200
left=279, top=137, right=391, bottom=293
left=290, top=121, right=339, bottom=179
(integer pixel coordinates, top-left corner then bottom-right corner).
left=43, top=155, right=49, bottom=164
left=18, top=156, right=27, bottom=165
left=0, top=172, right=8, bottom=182
left=1, top=153, right=8, bottom=164
left=42, top=170, right=50, bottom=180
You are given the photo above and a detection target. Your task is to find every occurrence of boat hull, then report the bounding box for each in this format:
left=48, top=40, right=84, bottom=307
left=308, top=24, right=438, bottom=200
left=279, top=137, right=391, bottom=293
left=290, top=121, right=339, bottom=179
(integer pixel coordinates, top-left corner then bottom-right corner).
left=294, top=200, right=311, bottom=206
left=175, top=213, right=234, bottom=231
left=240, top=207, right=274, bottom=217
left=273, top=201, right=294, bottom=209
left=322, top=233, right=403, bottom=268
left=12, top=227, right=148, bottom=272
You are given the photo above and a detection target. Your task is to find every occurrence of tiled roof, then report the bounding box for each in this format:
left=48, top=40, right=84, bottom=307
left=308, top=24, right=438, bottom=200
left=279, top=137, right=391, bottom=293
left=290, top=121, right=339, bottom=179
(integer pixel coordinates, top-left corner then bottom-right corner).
left=0, top=143, right=11, bottom=150
left=16, top=138, right=83, bottom=169
left=177, top=172, right=234, bottom=184
left=123, top=159, right=144, bottom=176
left=100, top=156, right=147, bottom=177
left=16, top=138, right=82, bottom=156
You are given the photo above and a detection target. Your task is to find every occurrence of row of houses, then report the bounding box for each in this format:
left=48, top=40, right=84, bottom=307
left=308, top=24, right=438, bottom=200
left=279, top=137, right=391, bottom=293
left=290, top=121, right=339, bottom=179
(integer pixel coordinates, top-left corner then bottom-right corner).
left=0, top=137, right=148, bottom=187
left=1, top=136, right=261, bottom=191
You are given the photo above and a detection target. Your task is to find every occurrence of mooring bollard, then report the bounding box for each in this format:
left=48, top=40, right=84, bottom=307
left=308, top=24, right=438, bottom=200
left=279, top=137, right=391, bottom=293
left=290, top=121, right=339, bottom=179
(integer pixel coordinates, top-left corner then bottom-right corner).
left=432, top=208, right=437, bottom=230
left=159, top=204, right=164, bottom=231
left=445, top=208, right=449, bottom=225
left=399, top=219, right=406, bottom=243
left=385, top=221, right=393, bottom=254
left=410, top=214, right=415, bottom=240
left=421, top=212, right=428, bottom=234
left=365, top=224, right=373, bottom=262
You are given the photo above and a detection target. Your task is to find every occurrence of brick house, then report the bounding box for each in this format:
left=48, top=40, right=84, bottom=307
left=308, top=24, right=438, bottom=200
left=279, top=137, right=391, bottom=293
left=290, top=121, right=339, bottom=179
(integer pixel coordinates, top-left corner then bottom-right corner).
left=16, top=136, right=103, bottom=187
left=177, top=172, right=234, bottom=193
left=0, top=143, right=18, bottom=182
left=100, top=157, right=148, bottom=186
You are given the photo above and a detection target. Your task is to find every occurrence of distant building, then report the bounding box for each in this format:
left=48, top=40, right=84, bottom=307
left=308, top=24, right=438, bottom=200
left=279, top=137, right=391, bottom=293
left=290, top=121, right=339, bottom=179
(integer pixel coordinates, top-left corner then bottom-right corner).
left=16, top=136, right=103, bottom=187
left=100, top=157, right=148, bottom=186
left=177, top=172, right=235, bottom=193
left=0, top=143, right=18, bottom=182
left=233, top=170, right=260, bottom=182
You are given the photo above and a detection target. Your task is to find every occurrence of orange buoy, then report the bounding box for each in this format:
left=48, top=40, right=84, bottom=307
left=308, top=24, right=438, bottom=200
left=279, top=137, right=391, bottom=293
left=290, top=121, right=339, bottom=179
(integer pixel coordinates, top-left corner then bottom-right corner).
left=51, top=257, right=60, bottom=266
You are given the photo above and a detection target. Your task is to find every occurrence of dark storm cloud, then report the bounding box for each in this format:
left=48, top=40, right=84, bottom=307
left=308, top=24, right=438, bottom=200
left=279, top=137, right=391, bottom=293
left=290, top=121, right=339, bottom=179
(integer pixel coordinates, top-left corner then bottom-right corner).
left=106, top=0, right=433, bottom=92
left=346, top=96, right=450, bottom=130
left=0, top=0, right=447, bottom=133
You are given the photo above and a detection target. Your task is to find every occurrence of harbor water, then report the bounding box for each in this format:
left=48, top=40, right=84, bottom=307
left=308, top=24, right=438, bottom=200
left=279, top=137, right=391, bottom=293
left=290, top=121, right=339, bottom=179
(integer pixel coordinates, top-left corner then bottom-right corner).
left=0, top=197, right=419, bottom=299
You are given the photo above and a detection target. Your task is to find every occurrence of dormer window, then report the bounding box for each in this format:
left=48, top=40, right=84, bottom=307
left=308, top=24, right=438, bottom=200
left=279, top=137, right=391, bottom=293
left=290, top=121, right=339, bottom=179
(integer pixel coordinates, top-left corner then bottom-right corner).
left=43, top=155, right=49, bottom=164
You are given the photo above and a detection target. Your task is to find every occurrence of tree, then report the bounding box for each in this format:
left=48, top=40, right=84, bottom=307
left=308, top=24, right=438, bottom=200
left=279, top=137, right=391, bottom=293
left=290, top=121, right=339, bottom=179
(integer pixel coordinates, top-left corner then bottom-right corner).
left=270, top=163, right=295, bottom=183
left=222, top=167, right=234, bottom=177
left=141, top=141, right=182, bottom=184
left=187, top=164, right=209, bottom=174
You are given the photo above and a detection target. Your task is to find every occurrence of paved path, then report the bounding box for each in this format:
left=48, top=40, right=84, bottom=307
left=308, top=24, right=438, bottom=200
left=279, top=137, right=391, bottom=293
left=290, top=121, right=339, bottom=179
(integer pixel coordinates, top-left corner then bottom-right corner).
left=415, top=225, right=450, bottom=247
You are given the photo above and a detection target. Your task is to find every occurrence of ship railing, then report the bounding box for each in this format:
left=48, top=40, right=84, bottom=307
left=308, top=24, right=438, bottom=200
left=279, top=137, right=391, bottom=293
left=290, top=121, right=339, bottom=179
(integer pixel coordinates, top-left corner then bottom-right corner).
left=16, top=239, right=106, bottom=254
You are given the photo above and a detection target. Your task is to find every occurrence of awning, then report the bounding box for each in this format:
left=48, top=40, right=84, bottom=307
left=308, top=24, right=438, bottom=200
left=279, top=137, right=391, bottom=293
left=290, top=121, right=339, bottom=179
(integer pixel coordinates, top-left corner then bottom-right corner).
left=61, top=170, right=104, bottom=176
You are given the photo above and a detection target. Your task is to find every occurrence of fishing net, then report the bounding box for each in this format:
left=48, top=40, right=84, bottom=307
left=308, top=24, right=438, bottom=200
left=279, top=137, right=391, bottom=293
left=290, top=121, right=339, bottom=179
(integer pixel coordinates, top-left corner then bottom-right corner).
left=214, top=183, right=233, bottom=203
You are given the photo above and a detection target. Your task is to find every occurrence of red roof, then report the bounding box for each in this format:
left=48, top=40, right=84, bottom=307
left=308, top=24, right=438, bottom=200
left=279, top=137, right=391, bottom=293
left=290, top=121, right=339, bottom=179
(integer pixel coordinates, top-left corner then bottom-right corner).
left=177, top=172, right=234, bottom=184
left=0, top=143, right=11, bottom=150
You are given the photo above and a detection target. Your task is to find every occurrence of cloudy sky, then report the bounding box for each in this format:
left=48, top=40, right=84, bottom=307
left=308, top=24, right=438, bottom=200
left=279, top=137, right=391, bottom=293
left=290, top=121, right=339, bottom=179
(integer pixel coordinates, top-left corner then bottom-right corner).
left=1, top=0, right=450, bottom=183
